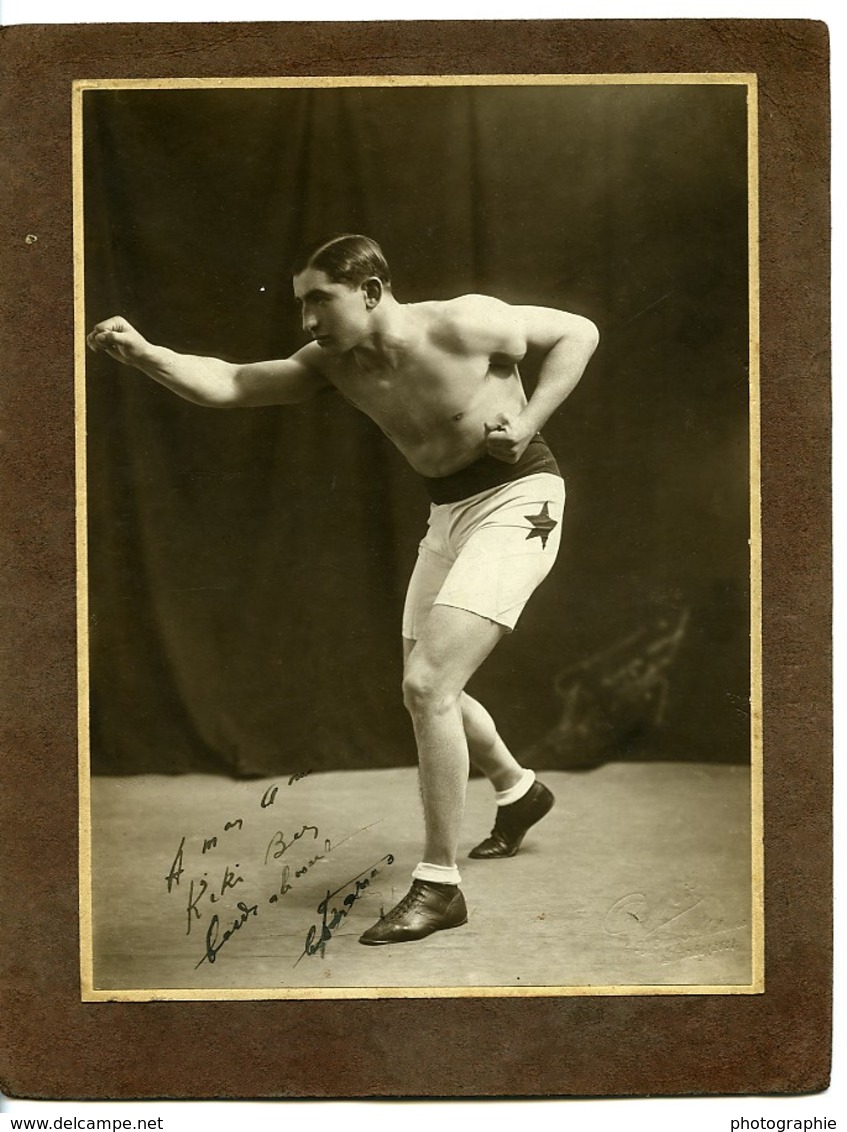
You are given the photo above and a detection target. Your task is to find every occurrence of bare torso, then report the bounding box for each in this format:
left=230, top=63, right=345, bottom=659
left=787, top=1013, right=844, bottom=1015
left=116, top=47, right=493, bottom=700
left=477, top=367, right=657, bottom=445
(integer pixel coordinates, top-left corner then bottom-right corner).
left=314, top=300, right=528, bottom=478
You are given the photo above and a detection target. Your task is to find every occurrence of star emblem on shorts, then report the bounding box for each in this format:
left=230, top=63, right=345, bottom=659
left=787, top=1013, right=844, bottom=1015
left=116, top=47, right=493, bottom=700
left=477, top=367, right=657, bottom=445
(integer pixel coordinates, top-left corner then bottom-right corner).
left=524, top=501, right=558, bottom=549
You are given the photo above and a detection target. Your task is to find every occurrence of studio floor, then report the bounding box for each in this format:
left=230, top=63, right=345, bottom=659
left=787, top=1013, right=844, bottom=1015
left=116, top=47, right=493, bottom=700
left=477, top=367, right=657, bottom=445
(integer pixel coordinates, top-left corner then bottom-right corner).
left=87, top=762, right=754, bottom=996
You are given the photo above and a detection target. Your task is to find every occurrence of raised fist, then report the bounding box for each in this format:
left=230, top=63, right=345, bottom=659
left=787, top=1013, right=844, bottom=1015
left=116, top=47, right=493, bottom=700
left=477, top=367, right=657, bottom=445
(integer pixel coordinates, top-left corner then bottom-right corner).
left=86, top=316, right=149, bottom=367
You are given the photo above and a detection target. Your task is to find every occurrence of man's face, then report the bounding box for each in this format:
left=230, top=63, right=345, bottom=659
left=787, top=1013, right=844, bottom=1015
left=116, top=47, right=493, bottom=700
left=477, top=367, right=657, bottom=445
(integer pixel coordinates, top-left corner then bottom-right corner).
left=293, top=267, right=371, bottom=354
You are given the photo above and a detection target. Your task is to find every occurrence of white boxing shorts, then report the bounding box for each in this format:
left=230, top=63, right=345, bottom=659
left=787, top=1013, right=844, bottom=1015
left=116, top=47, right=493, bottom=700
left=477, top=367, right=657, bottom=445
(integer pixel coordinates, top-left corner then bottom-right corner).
left=402, top=472, right=565, bottom=639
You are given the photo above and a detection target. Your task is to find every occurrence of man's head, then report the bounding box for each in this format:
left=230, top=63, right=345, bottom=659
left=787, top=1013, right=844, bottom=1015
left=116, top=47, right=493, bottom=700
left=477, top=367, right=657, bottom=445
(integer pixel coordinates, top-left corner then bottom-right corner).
left=292, top=235, right=392, bottom=353
left=295, top=234, right=392, bottom=289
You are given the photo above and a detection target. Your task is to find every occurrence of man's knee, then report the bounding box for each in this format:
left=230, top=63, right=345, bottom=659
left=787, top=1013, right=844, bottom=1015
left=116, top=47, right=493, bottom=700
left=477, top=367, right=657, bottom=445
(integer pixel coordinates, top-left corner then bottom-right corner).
left=402, top=660, right=461, bottom=718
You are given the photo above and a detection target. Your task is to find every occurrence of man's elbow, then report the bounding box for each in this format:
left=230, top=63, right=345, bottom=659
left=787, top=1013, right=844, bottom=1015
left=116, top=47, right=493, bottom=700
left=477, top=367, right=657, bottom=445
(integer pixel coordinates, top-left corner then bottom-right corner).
left=576, top=316, right=600, bottom=355
left=202, top=364, right=248, bottom=408
left=158, top=356, right=243, bottom=409
left=189, top=384, right=241, bottom=409
left=553, top=312, right=599, bottom=357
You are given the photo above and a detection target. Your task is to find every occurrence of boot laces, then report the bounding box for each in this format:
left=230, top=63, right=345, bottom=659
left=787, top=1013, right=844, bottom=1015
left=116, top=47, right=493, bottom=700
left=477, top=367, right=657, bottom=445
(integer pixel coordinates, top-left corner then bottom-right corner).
left=381, top=881, right=431, bottom=922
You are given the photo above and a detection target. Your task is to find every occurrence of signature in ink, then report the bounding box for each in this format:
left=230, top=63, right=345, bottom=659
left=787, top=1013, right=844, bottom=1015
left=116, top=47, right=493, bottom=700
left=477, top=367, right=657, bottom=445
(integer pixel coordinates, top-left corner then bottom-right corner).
left=264, top=824, right=320, bottom=866
left=266, top=820, right=386, bottom=906
left=260, top=770, right=314, bottom=810
left=168, top=811, right=386, bottom=968
left=195, top=900, right=260, bottom=967
left=296, top=853, right=395, bottom=964
left=184, top=862, right=245, bottom=935
left=269, top=845, right=331, bottom=903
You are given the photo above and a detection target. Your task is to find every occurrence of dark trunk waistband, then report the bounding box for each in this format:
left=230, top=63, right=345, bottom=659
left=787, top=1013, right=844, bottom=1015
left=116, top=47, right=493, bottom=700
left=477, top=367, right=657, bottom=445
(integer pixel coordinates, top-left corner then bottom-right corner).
left=421, top=434, right=562, bottom=505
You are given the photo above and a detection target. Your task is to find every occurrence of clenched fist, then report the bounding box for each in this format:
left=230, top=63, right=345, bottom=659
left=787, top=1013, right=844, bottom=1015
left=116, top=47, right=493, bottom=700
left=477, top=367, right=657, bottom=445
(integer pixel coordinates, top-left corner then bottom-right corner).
left=86, top=316, right=150, bottom=367
left=484, top=412, right=533, bottom=464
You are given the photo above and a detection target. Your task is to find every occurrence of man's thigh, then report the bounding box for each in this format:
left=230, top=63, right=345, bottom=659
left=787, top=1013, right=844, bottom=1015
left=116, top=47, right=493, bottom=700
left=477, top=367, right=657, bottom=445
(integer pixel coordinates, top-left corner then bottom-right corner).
left=402, top=543, right=452, bottom=642
left=405, top=604, right=506, bottom=694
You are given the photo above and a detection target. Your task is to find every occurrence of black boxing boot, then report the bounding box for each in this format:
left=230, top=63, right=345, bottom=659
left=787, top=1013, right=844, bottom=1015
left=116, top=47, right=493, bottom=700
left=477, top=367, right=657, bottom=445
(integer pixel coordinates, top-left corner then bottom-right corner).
left=469, top=780, right=555, bottom=859
left=359, top=879, right=468, bottom=945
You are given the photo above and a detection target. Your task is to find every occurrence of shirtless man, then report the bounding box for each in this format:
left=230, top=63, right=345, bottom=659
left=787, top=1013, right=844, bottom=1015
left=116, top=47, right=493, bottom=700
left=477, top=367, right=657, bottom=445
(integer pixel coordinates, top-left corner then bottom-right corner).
left=87, top=234, right=599, bottom=946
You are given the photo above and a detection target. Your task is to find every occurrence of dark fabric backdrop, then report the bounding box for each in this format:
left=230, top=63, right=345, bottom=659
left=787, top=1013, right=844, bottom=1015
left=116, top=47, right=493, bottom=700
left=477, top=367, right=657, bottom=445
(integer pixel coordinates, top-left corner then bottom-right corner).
left=83, top=83, right=751, bottom=776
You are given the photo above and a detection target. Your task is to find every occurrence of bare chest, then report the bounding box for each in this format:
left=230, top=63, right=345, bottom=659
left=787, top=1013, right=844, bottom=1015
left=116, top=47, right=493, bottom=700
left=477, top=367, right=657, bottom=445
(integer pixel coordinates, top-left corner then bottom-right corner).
left=328, top=351, right=519, bottom=440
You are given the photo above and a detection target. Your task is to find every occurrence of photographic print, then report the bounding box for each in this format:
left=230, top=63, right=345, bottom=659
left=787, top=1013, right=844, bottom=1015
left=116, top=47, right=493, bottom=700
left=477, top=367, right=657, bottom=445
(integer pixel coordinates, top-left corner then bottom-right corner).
left=0, top=13, right=833, bottom=1099
left=76, top=74, right=762, bottom=1001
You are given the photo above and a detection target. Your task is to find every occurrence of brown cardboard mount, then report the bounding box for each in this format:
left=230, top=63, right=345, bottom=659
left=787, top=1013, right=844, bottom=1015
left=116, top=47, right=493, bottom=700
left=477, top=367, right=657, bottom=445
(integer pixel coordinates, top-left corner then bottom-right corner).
left=0, top=19, right=831, bottom=1099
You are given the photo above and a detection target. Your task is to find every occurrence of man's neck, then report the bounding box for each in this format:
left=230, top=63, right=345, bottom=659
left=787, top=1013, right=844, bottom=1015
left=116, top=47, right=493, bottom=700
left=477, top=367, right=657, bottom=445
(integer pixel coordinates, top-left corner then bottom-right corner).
left=350, top=294, right=415, bottom=369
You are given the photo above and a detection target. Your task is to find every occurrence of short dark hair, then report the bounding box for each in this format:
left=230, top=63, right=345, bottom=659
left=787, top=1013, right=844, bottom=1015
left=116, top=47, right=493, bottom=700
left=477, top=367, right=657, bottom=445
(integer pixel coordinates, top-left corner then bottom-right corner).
left=294, top=234, right=392, bottom=289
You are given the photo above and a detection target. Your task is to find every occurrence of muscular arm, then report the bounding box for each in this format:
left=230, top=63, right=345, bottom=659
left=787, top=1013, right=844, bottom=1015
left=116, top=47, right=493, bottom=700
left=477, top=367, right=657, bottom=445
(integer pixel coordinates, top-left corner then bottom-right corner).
left=512, top=305, right=599, bottom=436
left=443, top=296, right=599, bottom=463
left=86, top=317, right=329, bottom=408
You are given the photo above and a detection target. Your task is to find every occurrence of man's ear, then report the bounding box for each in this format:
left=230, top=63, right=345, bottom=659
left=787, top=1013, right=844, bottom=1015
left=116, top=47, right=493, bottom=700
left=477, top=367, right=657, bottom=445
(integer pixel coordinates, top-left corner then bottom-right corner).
left=362, top=277, right=383, bottom=309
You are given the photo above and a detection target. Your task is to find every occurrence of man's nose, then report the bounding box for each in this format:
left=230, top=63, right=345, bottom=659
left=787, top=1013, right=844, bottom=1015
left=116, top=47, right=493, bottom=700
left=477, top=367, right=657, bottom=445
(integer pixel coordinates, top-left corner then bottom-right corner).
left=302, top=309, right=318, bottom=333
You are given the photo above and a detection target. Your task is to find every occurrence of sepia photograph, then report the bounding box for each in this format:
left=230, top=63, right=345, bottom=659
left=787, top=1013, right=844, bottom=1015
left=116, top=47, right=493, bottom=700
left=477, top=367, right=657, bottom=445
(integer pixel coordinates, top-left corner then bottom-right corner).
left=76, top=74, right=761, bottom=999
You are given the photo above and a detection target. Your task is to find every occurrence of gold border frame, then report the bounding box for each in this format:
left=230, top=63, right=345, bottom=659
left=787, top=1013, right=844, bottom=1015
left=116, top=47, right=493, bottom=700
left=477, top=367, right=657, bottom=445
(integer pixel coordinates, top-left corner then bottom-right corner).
left=74, top=71, right=763, bottom=1002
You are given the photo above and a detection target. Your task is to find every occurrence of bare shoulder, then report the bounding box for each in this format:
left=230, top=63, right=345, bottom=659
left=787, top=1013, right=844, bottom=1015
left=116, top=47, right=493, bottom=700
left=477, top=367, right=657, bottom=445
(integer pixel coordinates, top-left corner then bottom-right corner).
left=287, top=340, right=330, bottom=376
left=422, top=294, right=526, bottom=361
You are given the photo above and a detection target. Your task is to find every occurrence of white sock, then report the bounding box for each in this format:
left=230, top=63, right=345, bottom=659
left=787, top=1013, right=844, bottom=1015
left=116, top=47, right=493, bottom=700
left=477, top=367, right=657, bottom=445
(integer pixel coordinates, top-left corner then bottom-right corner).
left=495, top=768, right=536, bottom=807
left=412, top=861, right=461, bottom=886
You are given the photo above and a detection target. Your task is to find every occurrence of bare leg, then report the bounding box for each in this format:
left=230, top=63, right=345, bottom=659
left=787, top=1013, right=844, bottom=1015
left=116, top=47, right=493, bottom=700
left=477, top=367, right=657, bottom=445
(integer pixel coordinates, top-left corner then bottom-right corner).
left=401, top=605, right=505, bottom=868
left=460, top=693, right=525, bottom=792
left=359, top=608, right=542, bottom=944
left=460, top=691, right=554, bottom=860
left=402, top=642, right=524, bottom=795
